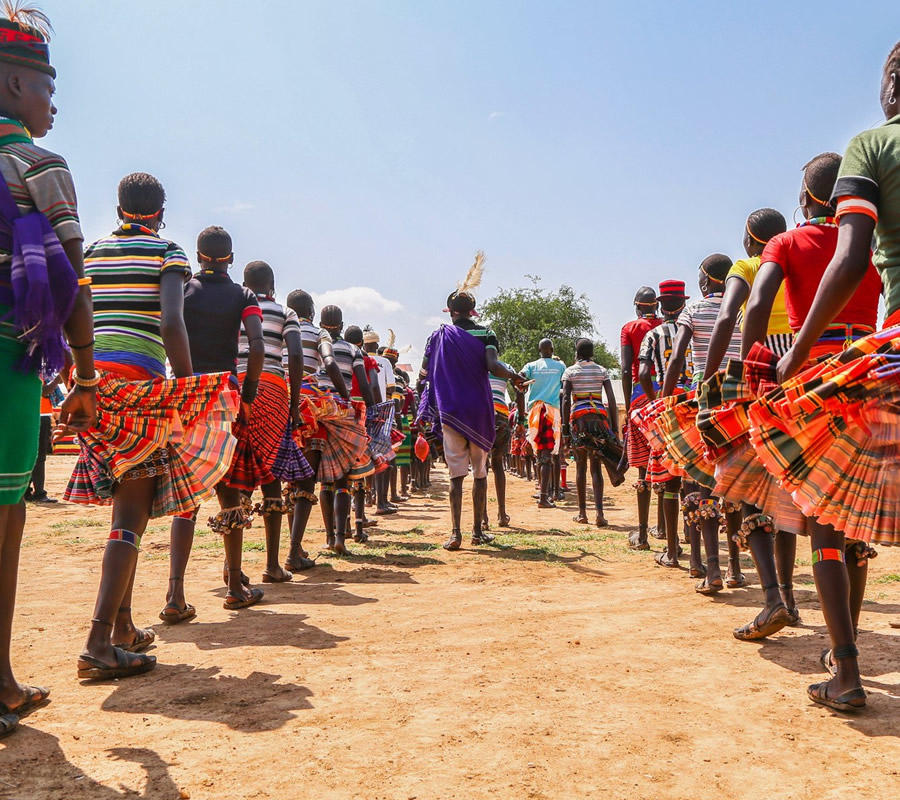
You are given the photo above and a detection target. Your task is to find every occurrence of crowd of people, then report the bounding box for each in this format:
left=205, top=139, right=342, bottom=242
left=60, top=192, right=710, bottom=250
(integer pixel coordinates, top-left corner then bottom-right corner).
left=0, top=6, right=899, bottom=740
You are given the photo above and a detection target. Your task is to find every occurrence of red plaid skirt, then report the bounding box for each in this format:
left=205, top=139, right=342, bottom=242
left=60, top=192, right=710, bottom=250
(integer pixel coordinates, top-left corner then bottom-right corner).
left=65, top=367, right=237, bottom=517
left=626, top=392, right=652, bottom=469
left=749, top=326, right=900, bottom=544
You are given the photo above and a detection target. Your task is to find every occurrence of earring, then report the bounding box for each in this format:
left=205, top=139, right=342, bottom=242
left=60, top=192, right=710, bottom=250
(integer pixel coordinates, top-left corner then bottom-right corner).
left=159, top=220, right=166, bottom=229
left=792, top=206, right=804, bottom=226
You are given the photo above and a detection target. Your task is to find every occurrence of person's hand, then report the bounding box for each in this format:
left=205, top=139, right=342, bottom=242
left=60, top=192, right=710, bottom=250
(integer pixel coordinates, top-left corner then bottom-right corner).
left=53, top=385, right=97, bottom=441
left=776, top=345, right=808, bottom=384
left=511, top=374, right=526, bottom=392
left=291, top=402, right=301, bottom=430
left=515, top=423, right=525, bottom=436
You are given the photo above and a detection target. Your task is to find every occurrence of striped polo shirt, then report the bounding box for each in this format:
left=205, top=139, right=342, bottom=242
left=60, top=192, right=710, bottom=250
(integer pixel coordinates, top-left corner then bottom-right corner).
left=638, top=320, right=693, bottom=387
left=85, top=225, right=191, bottom=374
left=237, top=296, right=300, bottom=378
left=317, top=338, right=364, bottom=394
left=0, top=117, right=82, bottom=268
left=676, top=293, right=740, bottom=381
left=489, top=361, right=512, bottom=416
left=283, top=318, right=333, bottom=377
left=562, top=360, right=609, bottom=399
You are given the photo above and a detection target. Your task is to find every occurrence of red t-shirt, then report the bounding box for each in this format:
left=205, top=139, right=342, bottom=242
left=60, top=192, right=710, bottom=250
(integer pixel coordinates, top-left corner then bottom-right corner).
left=620, top=316, right=662, bottom=381
left=351, top=354, right=380, bottom=399
left=762, top=224, right=882, bottom=332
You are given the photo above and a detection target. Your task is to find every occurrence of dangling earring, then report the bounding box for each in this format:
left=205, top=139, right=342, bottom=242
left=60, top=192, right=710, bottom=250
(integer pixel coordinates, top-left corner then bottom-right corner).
left=792, top=206, right=804, bottom=226
left=159, top=220, right=166, bottom=229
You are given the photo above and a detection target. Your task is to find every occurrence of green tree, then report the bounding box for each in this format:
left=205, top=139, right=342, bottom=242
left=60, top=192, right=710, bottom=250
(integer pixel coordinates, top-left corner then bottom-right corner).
left=479, top=277, right=620, bottom=375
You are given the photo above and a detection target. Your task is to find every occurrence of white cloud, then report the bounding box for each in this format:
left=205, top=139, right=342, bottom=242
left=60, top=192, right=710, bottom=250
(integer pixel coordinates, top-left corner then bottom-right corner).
left=312, top=286, right=404, bottom=315
left=488, top=111, right=504, bottom=121
left=214, top=200, right=255, bottom=213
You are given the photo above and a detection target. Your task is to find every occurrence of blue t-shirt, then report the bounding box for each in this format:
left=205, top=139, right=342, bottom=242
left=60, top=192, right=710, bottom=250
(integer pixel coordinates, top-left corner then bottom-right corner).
left=521, top=357, right=566, bottom=409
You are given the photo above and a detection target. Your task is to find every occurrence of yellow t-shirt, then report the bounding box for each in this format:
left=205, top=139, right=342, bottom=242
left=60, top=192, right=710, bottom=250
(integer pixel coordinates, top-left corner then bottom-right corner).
left=727, top=255, right=792, bottom=336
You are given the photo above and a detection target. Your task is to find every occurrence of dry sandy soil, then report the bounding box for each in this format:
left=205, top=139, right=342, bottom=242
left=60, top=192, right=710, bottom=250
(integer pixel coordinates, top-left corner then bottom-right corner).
left=2, top=456, right=900, bottom=799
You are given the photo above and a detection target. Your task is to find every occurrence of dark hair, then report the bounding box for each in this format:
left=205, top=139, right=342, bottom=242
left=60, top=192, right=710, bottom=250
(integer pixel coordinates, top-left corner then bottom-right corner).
left=117, top=172, right=165, bottom=216
left=700, top=253, right=733, bottom=282
left=320, top=304, right=343, bottom=330
left=660, top=296, right=685, bottom=317
left=885, top=40, right=900, bottom=77
left=243, top=260, right=274, bottom=292
left=286, top=289, right=314, bottom=319
left=746, top=208, right=787, bottom=245
left=575, top=338, right=594, bottom=360
left=802, top=152, right=842, bottom=209
left=447, top=291, right=476, bottom=315
left=197, top=226, right=232, bottom=259
left=345, top=325, right=363, bottom=345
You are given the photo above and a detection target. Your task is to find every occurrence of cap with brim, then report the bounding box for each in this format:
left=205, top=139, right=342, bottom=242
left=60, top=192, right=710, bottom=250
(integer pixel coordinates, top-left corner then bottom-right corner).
left=0, top=20, right=55, bottom=78
left=658, top=279, right=690, bottom=300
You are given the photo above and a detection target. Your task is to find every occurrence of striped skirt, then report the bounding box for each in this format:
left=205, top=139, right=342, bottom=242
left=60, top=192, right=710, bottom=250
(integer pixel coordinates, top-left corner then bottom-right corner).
left=366, top=401, right=397, bottom=467
left=749, top=325, right=900, bottom=545
left=240, top=372, right=313, bottom=485
left=632, top=394, right=681, bottom=485
left=626, top=389, right=653, bottom=469
left=294, top=383, right=370, bottom=484
left=65, top=369, right=237, bottom=518
left=395, top=415, right=412, bottom=467
left=571, top=402, right=625, bottom=484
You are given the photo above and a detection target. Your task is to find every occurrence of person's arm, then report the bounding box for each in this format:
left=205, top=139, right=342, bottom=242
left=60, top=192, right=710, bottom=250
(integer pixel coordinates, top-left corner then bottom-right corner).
left=662, top=326, right=691, bottom=397
left=319, top=339, right=350, bottom=400
left=241, top=313, right=265, bottom=404
left=367, top=364, right=383, bottom=404
left=284, top=328, right=304, bottom=426
left=740, top=262, right=784, bottom=358
left=638, top=359, right=656, bottom=402
left=778, top=215, right=875, bottom=381
left=621, top=343, right=634, bottom=414
left=56, top=239, right=96, bottom=436
left=159, top=269, right=192, bottom=378
left=353, top=363, right=376, bottom=407
left=603, top=378, right=619, bottom=436
left=487, top=349, right=525, bottom=389
left=705, top=276, right=749, bottom=375
left=561, top=378, right=573, bottom=439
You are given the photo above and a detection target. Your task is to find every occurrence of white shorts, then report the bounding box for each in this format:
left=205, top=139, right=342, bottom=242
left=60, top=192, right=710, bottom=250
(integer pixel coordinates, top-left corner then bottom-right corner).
left=442, top=425, right=489, bottom=480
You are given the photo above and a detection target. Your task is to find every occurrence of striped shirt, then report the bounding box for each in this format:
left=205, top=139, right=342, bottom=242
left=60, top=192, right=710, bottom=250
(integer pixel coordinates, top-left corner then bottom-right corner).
left=285, top=318, right=332, bottom=377
left=317, top=338, right=364, bottom=393
left=0, top=117, right=82, bottom=266
left=237, top=296, right=300, bottom=378
left=562, top=360, right=609, bottom=399
left=85, top=225, right=191, bottom=375
left=489, top=361, right=512, bottom=415
left=676, top=293, right=739, bottom=381
left=638, top=320, right=693, bottom=387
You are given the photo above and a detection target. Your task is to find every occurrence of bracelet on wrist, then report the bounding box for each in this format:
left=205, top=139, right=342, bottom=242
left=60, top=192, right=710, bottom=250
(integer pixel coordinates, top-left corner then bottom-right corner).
left=73, top=373, right=101, bottom=388
left=70, top=339, right=95, bottom=351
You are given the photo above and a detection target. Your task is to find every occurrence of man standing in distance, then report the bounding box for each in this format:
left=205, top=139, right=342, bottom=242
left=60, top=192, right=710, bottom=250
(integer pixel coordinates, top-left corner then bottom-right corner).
left=520, top=339, right=567, bottom=508
left=418, top=253, right=523, bottom=551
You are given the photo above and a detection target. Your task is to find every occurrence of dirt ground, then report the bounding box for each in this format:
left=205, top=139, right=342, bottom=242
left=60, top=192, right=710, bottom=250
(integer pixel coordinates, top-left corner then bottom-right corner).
left=2, top=456, right=900, bottom=799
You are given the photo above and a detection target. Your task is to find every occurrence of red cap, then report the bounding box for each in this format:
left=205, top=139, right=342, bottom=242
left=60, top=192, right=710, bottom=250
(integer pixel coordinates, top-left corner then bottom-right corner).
left=658, top=279, right=689, bottom=300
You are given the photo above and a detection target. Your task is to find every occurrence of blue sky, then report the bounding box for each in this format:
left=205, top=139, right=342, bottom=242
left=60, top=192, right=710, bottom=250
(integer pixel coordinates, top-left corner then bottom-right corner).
left=41, top=0, right=896, bottom=370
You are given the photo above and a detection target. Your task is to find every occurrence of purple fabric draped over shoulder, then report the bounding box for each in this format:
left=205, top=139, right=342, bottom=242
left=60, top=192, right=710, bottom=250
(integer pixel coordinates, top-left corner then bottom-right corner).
left=0, top=168, right=78, bottom=377
left=422, top=323, right=495, bottom=452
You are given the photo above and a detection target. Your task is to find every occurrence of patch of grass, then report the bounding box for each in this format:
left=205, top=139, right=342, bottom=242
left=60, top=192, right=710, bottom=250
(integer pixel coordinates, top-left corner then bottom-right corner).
left=49, top=517, right=104, bottom=530
left=873, top=573, right=900, bottom=585
left=242, top=540, right=266, bottom=552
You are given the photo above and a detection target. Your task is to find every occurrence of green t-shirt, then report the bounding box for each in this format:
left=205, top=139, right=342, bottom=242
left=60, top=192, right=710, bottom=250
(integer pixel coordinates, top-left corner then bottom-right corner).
left=833, top=114, right=900, bottom=315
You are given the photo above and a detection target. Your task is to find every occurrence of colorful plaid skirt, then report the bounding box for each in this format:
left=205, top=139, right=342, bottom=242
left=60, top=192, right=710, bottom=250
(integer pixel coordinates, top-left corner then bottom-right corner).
left=293, top=382, right=370, bottom=483
left=632, top=395, right=676, bottom=485
left=571, top=403, right=625, bottom=482
left=749, top=325, right=900, bottom=545
left=626, top=390, right=653, bottom=469
left=528, top=402, right=561, bottom=454
left=240, top=372, right=312, bottom=485
left=65, top=367, right=237, bottom=517
left=655, top=393, right=716, bottom=490
left=366, top=401, right=397, bottom=467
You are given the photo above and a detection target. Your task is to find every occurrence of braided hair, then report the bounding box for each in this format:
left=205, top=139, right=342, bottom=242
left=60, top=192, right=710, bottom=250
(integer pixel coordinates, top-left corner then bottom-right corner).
left=746, top=208, right=787, bottom=246
left=801, top=153, right=841, bottom=211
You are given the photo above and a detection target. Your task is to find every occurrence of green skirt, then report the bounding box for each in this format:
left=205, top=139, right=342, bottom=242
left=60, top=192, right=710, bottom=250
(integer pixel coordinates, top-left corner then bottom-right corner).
left=395, top=415, right=412, bottom=467
left=0, top=317, right=42, bottom=504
